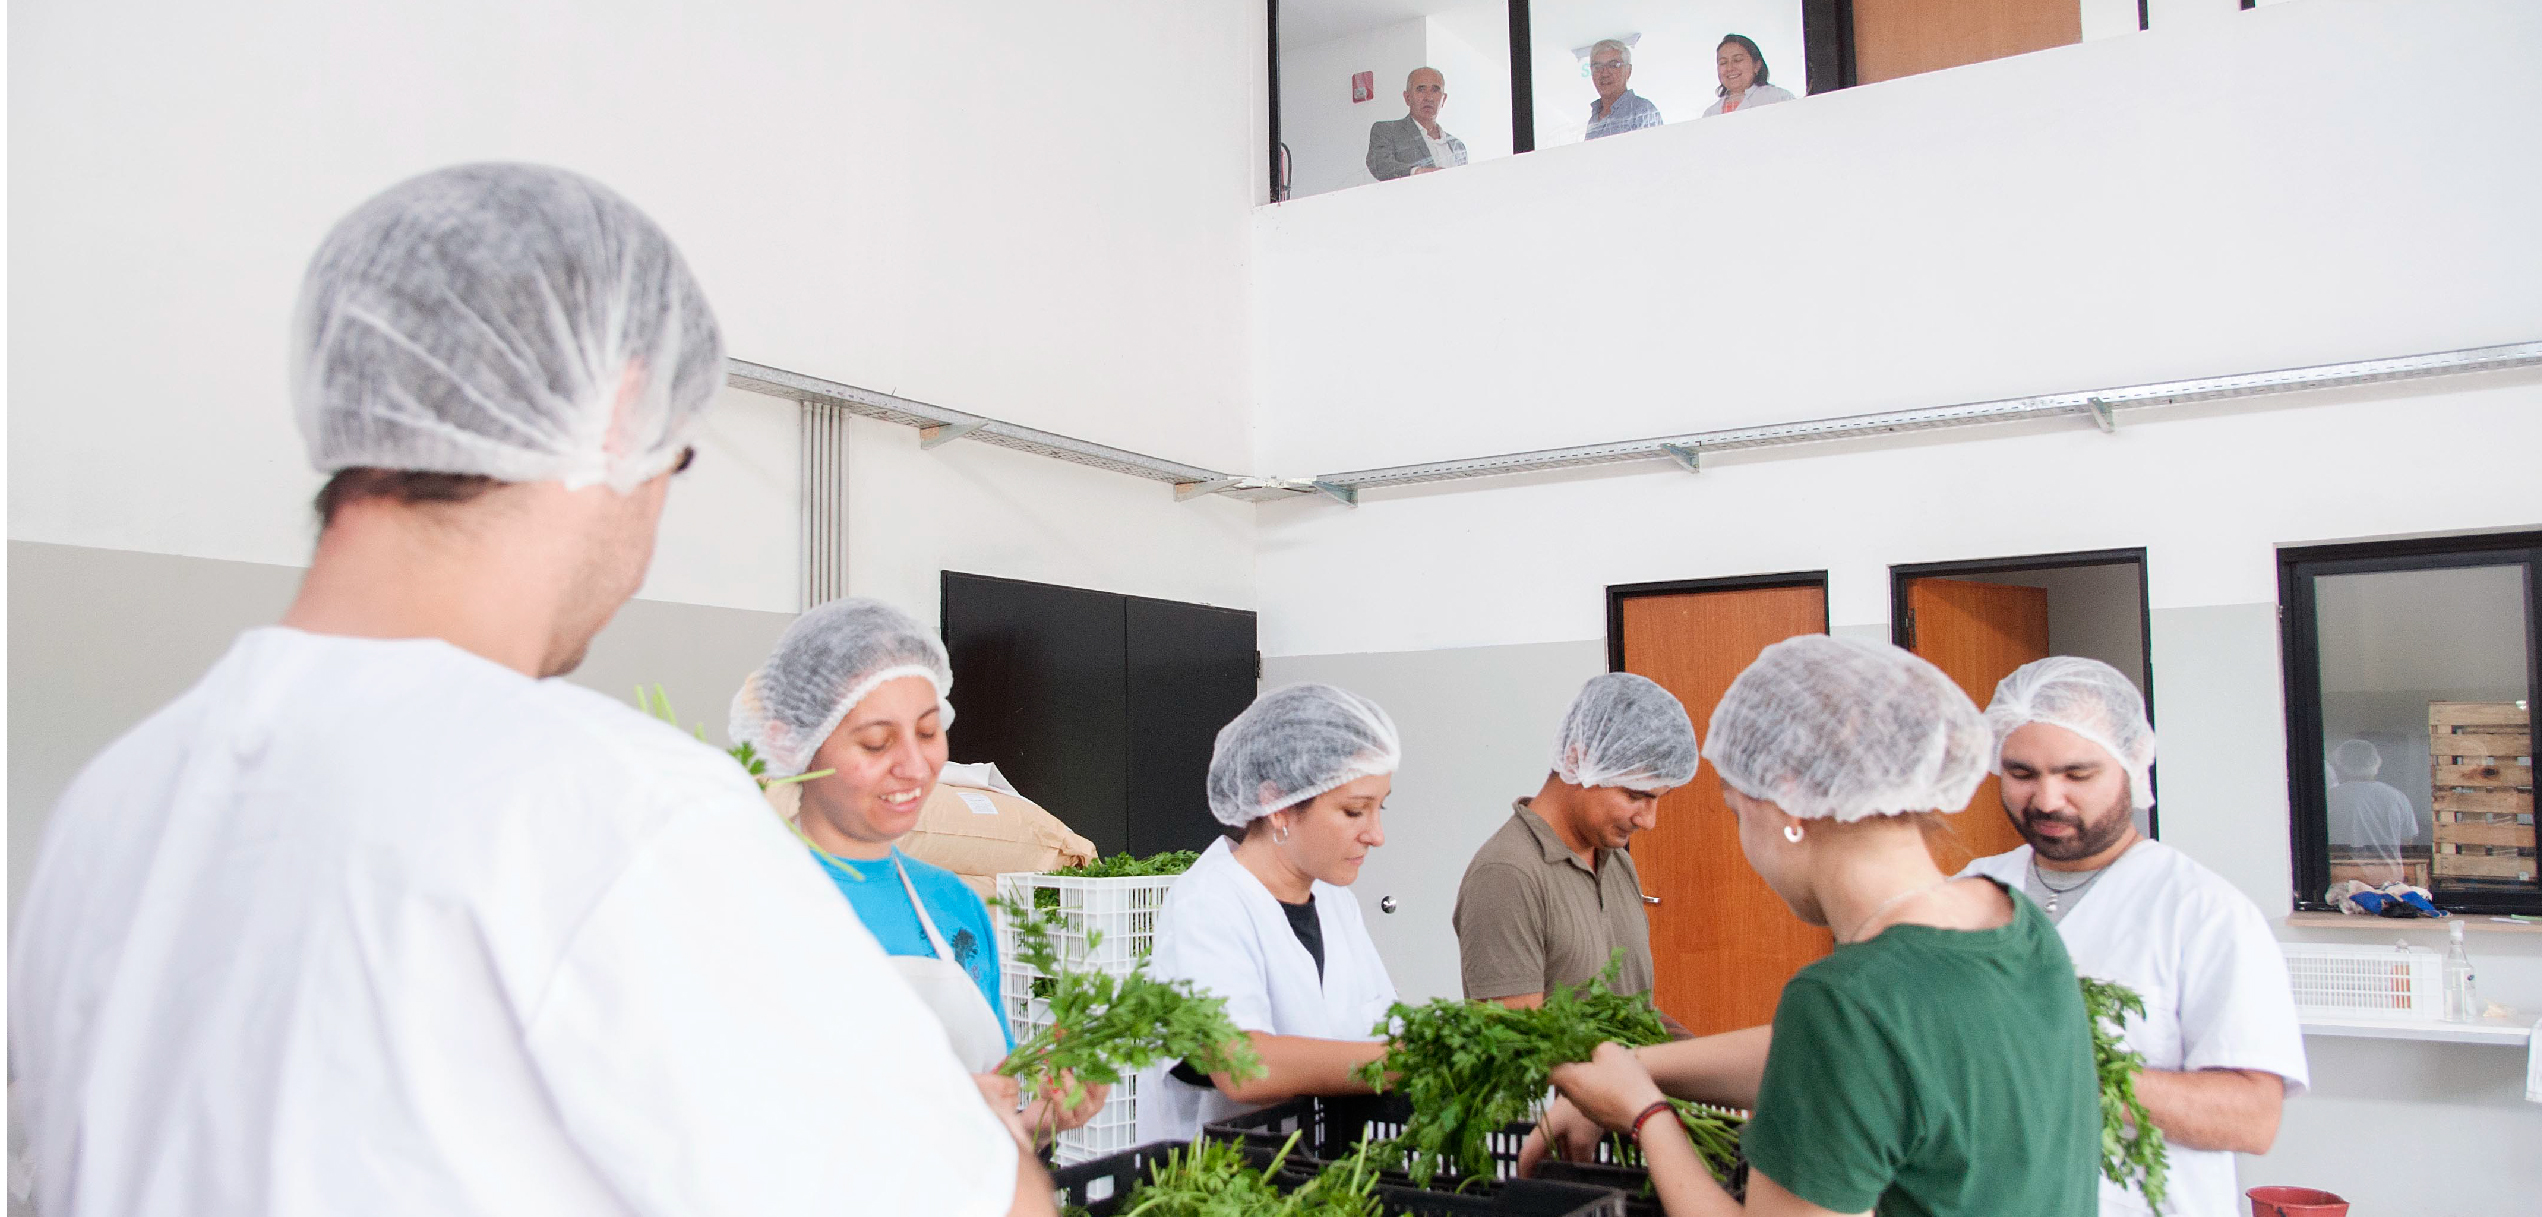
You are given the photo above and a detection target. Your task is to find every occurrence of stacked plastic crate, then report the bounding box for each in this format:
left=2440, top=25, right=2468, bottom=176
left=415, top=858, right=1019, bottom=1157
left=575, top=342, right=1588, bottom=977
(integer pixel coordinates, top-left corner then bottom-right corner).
left=994, top=869, right=1181, bottom=1165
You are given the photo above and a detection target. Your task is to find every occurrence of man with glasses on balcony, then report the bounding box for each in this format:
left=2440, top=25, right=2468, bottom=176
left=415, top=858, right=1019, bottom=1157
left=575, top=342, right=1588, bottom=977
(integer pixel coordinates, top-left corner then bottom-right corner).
left=1585, top=39, right=1662, bottom=140
left=1367, top=67, right=1467, bottom=181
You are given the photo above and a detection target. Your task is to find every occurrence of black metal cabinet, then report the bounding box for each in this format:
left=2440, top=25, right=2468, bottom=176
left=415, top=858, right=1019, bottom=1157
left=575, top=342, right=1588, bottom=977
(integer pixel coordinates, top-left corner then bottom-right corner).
left=942, top=572, right=1258, bottom=857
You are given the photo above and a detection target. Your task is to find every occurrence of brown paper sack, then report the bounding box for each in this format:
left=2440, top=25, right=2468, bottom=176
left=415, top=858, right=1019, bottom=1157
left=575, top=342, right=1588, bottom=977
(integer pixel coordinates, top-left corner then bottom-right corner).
left=764, top=779, right=1097, bottom=898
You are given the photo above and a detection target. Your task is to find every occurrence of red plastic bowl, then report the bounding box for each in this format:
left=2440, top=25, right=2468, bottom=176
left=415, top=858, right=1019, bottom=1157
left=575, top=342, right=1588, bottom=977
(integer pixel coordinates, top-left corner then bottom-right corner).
left=2247, top=1185, right=2350, bottom=1217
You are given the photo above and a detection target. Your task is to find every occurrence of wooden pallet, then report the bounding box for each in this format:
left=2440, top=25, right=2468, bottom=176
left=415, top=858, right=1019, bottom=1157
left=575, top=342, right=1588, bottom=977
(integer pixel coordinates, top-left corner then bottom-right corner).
left=2430, top=702, right=2535, bottom=883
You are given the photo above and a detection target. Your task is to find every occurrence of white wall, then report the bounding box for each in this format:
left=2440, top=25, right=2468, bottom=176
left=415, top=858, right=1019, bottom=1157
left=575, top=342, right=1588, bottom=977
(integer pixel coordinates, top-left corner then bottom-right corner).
left=842, top=412, right=1259, bottom=627
left=9, top=0, right=1267, bottom=595
left=1255, top=0, right=2542, bottom=475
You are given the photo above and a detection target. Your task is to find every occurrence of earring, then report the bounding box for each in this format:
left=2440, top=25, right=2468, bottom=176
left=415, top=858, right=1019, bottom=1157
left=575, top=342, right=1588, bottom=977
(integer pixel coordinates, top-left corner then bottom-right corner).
left=1271, top=817, right=1292, bottom=844
left=1783, top=823, right=1805, bottom=844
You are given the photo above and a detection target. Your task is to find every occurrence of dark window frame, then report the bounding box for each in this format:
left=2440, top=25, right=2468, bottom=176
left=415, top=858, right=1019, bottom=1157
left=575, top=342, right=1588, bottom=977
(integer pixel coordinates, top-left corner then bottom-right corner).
left=2278, top=532, right=2542, bottom=915
left=1887, top=547, right=2158, bottom=837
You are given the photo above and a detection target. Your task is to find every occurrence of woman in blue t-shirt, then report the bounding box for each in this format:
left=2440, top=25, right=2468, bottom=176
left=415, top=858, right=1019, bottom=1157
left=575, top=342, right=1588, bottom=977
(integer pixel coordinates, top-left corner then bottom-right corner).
left=730, top=597, right=1106, bottom=1143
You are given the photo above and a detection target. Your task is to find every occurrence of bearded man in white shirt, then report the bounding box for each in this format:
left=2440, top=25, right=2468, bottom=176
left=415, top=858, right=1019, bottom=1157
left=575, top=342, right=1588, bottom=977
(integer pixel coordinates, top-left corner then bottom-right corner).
left=10, top=163, right=1051, bottom=1217
left=1958, top=657, right=2309, bottom=1217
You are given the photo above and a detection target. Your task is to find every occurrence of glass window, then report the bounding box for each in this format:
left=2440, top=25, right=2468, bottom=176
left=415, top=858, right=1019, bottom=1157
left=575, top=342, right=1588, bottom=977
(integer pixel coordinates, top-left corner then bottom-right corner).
left=1277, top=0, right=1514, bottom=200
left=1526, top=2, right=1810, bottom=149
left=2284, top=537, right=2540, bottom=913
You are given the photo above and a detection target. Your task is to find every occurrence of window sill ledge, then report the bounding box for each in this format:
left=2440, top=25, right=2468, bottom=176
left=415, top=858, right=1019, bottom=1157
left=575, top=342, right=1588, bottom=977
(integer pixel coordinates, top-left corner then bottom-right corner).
left=2298, top=1014, right=2533, bottom=1046
left=2285, top=912, right=2542, bottom=934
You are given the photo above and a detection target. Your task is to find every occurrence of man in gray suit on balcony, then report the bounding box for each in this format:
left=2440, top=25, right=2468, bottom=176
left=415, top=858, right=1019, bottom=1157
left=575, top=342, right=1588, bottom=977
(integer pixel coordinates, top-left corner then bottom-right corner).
left=1367, top=67, right=1467, bottom=181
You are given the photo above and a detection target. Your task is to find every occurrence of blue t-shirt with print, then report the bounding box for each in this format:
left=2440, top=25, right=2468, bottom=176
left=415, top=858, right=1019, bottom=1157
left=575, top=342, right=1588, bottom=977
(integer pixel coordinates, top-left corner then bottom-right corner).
left=810, top=847, right=1011, bottom=1050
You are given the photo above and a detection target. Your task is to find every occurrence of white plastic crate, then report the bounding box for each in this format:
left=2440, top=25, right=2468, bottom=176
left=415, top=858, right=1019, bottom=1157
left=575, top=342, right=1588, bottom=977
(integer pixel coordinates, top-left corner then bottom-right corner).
left=994, top=871, right=1183, bottom=1165
left=2282, top=941, right=2443, bottom=1021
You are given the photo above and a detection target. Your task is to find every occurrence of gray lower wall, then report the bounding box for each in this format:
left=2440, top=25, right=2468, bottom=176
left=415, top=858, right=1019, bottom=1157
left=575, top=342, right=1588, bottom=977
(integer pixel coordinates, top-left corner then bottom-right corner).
left=8, top=540, right=796, bottom=915
left=1269, top=605, right=2540, bottom=1214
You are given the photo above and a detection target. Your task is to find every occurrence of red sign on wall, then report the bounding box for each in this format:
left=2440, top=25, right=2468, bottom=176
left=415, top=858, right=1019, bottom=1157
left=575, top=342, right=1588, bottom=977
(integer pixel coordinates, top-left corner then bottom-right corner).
left=1351, top=71, right=1374, bottom=103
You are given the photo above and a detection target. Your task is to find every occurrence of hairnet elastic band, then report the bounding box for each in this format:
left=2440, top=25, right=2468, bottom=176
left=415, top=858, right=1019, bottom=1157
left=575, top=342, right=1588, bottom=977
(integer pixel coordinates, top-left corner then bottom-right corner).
left=762, top=663, right=954, bottom=777
left=1232, top=757, right=1399, bottom=827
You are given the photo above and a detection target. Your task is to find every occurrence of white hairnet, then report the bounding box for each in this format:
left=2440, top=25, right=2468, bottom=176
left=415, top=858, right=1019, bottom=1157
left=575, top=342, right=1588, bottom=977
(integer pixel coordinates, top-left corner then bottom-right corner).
left=1985, top=656, right=2158, bottom=812
left=1703, top=635, right=1991, bottom=822
left=1554, top=673, right=1700, bottom=791
left=293, top=163, right=726, bottom=493
left=2329, top=739, right=2382, bottom=781
left=729, top=598, right=956, bottom=778
left=1207, top=684, right=1401, bottom=828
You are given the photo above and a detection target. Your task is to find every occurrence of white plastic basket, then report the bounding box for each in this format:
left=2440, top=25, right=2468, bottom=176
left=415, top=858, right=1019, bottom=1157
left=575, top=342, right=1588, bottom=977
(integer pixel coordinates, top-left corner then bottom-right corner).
left=994, top=871, right=1184, bottom=1165
left=2282, top=941, right=2443, bottom=1022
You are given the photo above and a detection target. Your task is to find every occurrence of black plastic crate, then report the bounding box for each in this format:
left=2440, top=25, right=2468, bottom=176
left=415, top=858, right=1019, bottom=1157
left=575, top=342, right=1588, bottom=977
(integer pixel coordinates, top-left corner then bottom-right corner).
left=1536, top=1155, right=1749, bottom=1217
left=1207, top=1094, right=1632, bottom=1183
left=1050, top=1139, right=1628, bottom=1217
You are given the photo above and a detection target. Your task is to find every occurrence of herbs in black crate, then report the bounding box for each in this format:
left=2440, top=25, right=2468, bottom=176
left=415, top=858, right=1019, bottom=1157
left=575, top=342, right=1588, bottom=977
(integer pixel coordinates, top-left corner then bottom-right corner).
left=1110, top=1133, right=1382, bottom=1217
left=1352, top=951, right=1669, bottom=1187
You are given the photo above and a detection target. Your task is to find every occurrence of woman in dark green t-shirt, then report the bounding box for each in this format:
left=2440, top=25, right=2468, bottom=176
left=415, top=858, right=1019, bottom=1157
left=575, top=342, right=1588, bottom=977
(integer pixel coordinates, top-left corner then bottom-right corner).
left=1522, top=636, right=2098, bottom=1217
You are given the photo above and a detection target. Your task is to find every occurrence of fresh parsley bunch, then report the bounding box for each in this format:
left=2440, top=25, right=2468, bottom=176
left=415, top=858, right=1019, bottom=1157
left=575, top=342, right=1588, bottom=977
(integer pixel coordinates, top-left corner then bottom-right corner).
left=2081, top=976, right=2169, bottom=1211
left=1053, top=850, right=1202, bottom=879
left=1353, top=952, right=1669, bottom=1187
left=994, top=897, right=1263, bottom=1114
left=1110, top=1133, right=1383, bottom=1217
left=1035, top=850, right=1202, bottom=910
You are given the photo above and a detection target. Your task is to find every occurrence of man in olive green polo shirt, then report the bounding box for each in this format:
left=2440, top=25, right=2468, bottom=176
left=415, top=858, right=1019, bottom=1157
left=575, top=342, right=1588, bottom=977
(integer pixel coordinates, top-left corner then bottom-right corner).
left=1453, top=673, right=1698, bottom=1031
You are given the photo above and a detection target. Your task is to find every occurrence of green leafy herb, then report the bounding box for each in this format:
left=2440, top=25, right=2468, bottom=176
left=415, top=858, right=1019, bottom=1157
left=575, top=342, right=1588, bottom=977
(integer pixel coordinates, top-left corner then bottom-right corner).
left=633, top=684, right=832, bottom=788
left=1598, top=1099, right=1745, bottom=1189
left=1112, top=1134, right=1382, bottom=1217
left=1052, top=850, right=1203, bottom=879
left=1034, top=850, right=1201, bottom=910
left=1353, top=950, right=1669, bottom=1187
left=994, top=897, right=1263, bottom=1117
left=2081, top=976, right=2168, bottom=1211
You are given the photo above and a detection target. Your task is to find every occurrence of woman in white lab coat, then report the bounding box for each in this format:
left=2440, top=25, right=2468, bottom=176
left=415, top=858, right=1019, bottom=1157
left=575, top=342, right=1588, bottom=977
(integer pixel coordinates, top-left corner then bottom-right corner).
left=1138, top=683, right=1405, bottom=1143
left=730, top=597, right=1105, bottom=1142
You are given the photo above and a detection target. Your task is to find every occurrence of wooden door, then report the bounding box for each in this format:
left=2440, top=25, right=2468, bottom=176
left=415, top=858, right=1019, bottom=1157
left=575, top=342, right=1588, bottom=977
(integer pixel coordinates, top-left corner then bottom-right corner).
left=1852, top=0, right=2081, bottom=85
left=1619, top=585, right=1830, bottom=1036
left=1904, top=578, right=2051, bottom=873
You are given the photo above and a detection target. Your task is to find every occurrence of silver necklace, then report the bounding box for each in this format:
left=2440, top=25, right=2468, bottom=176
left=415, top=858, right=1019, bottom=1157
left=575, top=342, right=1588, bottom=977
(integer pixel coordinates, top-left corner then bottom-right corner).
left=2030, top=856, right=2109, bottom=915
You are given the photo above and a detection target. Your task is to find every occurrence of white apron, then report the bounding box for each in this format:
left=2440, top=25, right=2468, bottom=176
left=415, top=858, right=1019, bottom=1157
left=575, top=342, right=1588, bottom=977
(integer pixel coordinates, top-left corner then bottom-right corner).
left=1133, top=838, right=1398, bottom=1142
left=888, top=855, right=1012, bottom=1075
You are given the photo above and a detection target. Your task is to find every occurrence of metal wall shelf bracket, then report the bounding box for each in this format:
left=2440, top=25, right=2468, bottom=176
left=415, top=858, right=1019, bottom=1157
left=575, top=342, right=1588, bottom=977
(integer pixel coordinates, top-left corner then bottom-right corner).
left=1308, top=341, right=2541, bottom=496
left=737, top=340, right=2538, bottom=509
left=1174, top=477, right=1242, bottom=501
left=920, top=420, right=987, bottom=449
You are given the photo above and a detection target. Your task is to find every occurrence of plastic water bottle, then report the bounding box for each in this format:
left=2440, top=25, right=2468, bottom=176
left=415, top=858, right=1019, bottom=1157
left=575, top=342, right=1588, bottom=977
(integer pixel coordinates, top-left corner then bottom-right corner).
left=2442, top=919, right=2480, bottom=1022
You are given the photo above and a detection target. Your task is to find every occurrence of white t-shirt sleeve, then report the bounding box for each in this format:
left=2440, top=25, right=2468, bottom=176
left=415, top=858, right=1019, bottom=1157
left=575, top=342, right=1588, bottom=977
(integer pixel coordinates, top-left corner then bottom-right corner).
left=523, top=801, right=1019, bottom=1216
left=2174, top=888, right=2311, bottom=1096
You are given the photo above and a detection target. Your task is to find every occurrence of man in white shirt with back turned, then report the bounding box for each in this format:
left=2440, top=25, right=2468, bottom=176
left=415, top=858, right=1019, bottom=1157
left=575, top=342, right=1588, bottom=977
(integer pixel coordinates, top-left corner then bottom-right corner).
left=9, top=163, right=1052, bottom=1217
left=1960, top=657, right=2308, bottom=1217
